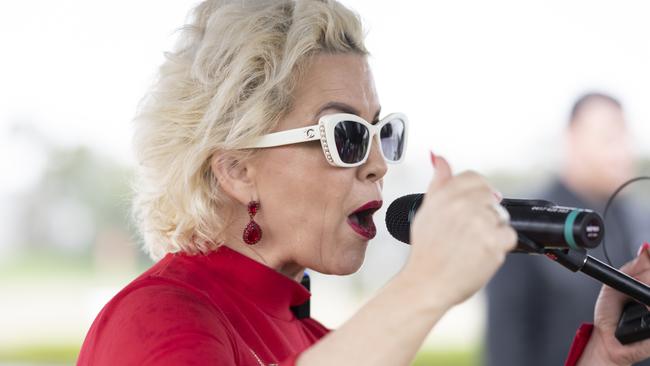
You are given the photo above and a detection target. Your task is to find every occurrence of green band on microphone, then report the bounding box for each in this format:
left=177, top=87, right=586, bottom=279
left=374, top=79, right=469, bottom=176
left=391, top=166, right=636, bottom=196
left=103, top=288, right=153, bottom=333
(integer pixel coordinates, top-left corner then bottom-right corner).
left=564, top=209, right=580, bottom=250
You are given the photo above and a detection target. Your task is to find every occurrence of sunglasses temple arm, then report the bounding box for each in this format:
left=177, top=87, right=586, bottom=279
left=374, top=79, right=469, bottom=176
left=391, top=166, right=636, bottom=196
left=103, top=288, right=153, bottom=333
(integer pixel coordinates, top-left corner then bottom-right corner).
left=240, top=125, right=321, bottom=148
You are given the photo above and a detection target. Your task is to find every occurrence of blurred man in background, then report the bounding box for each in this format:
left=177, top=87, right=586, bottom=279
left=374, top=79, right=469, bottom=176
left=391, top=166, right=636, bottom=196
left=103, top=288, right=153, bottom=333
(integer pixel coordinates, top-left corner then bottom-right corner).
left=485, top=92, right=650, bottom=366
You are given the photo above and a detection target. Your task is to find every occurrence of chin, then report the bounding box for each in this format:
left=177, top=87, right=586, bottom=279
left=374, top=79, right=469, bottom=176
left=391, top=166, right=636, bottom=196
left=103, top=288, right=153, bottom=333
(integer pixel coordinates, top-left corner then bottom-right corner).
left=321, top=247, right=367, bottom=276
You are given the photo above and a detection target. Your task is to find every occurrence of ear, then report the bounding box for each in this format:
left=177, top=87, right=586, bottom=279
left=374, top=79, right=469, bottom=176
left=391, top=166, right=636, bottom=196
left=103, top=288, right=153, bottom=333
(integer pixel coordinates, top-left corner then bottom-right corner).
left=210, top=152, right=257, bottom=206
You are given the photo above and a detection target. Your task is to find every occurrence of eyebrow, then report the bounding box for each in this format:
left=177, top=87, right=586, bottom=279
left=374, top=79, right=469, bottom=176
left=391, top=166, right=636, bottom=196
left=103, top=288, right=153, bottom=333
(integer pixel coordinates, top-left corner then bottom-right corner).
left=314, top=101, right=382, bottom=122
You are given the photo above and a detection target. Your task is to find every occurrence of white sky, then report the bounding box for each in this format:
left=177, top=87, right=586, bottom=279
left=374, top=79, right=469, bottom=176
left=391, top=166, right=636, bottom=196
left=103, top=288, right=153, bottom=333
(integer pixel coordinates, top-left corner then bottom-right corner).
left=1, top=0, right=650, bottom=195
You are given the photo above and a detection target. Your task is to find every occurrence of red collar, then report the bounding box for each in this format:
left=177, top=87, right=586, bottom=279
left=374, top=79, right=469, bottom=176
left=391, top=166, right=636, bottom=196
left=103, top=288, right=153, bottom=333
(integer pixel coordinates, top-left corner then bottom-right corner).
left=177, top=246, right=310, bottom=320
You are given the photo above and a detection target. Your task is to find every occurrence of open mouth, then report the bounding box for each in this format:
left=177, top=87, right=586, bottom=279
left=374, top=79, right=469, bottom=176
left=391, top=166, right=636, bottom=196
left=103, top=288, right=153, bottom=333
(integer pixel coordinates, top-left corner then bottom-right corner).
left=347, top=200, right=383, bottom=239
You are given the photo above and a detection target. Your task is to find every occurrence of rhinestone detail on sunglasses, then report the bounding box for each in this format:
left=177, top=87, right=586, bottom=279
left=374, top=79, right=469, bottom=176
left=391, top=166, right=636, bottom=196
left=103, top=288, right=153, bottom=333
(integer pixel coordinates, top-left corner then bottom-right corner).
left=319, top=125, right=334, bottom=164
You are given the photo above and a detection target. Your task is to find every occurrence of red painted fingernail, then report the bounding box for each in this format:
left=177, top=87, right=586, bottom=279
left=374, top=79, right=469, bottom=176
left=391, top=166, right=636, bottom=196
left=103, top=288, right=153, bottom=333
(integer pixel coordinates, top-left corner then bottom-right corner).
left=637, top=242, right=650, bottom=256
left=430, top=150, right=437, bottom=166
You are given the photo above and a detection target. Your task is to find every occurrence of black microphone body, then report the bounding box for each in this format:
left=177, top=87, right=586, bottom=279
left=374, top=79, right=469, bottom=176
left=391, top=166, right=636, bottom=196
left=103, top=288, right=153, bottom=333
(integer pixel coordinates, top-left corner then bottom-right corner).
left=385, top=194, right=604, bottom=252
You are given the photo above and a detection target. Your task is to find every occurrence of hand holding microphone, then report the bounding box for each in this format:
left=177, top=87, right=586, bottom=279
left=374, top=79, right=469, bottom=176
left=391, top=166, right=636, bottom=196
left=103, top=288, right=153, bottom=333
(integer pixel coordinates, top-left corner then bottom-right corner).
left=387, top=196, right=605, bottom=252
left=400, top=153, right=517, bottom=309
left=388, top=153, right=650, bottom=364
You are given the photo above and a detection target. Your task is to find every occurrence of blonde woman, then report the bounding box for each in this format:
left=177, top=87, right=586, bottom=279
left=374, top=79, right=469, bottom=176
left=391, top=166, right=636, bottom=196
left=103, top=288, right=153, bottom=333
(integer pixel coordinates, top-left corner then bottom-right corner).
left=77, top=1, right=650, bottom=365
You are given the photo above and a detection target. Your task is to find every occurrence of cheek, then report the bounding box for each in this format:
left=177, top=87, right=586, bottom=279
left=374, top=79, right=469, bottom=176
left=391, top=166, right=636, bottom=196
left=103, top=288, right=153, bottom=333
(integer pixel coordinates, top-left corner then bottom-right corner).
left=255, top=147, right=370, bottom=275
left=255, top=146, right=354, bottom=244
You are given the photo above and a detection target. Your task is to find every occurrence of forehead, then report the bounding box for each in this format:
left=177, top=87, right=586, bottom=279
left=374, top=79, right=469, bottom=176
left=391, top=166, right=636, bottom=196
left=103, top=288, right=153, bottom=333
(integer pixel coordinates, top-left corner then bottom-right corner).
left=288, top=53, right=380, bottom=123
left=571, top=104, right=627, bottom=144
left=574, top=100, right=625, bottom=129
left=575, top=99, right=623, bottom=120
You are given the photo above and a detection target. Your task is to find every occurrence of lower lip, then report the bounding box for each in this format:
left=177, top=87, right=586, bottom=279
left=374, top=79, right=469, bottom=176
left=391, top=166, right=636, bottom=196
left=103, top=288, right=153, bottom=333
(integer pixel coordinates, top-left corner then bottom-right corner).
left=347, top=217, right=377, bottom=240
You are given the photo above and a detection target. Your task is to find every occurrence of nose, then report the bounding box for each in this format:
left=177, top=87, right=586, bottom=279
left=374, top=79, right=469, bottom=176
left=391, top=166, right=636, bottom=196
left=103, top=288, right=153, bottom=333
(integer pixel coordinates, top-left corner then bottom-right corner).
left=357, top=135, right=388, bottom=183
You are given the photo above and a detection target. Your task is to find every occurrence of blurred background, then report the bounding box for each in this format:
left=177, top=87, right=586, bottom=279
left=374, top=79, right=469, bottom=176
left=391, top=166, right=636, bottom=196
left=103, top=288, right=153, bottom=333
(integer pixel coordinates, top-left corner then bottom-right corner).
left=1, top=0, right=650, bottom=365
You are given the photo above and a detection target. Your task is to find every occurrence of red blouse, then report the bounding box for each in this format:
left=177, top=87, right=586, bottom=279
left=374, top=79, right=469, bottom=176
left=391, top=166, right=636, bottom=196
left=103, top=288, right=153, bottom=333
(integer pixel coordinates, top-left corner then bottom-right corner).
left=77, top=246, right=329, bottom=366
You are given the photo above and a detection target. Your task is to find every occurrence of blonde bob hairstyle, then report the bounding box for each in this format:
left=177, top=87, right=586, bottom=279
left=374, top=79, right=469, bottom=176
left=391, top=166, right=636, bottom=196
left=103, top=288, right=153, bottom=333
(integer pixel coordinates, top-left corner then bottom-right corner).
left=132, top=0, right=368, bottom=259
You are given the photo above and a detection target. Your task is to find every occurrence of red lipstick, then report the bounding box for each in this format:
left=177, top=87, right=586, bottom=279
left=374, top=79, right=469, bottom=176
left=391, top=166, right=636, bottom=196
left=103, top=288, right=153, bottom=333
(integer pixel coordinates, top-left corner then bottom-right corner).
left=347, top=200, right=383, bottom=240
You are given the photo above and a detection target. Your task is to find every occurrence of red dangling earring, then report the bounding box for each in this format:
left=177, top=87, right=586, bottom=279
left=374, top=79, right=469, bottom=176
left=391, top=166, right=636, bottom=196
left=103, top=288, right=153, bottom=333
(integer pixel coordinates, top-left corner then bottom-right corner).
left=242, top=201, right=262, bottom=245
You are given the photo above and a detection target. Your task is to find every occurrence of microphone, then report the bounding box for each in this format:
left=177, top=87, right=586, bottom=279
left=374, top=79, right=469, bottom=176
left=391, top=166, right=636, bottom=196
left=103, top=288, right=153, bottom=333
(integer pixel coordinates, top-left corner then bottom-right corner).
left=385, top=194, right=605, bottom=252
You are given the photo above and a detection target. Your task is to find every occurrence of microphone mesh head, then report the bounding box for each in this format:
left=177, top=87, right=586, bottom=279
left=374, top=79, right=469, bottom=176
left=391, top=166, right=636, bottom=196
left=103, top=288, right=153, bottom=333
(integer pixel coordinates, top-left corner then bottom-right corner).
left=385, top=194, right=423, bottom=244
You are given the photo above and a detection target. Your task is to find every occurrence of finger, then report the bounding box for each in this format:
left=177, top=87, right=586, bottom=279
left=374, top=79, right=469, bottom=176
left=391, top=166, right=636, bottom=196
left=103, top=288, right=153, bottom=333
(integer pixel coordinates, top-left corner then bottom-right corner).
left=494, top=190, right=504, bottom=202
left=436, top=195, right=502, bottom=234
left=497, top=226, right=518, bottom=251
left=627, top=245, right=650, bottom=277
left=457, top=188, right=502, bottom=210
left=618, top=257, right=640, bottom=276
left=475, top=217, right=518, bottom=252
left=599, top=257, right=640, bottom=301
left=441, top=173, right=503, bottom=206
left=454, top=206, right=515, bottom=251
left=427, top=154, right=453, bottom=195
left=489, top=203, right=511, bottom=226
left=613, top=253, right=647, bottom=283
left=599, top=252, right=650, bottom=313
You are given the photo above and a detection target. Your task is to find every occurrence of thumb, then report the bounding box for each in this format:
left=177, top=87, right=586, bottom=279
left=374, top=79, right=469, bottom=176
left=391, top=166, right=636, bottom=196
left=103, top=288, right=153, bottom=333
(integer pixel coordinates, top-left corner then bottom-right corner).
left=428, top=153, right=453, bottom=194
left=627, top=243, right=650, bottom=277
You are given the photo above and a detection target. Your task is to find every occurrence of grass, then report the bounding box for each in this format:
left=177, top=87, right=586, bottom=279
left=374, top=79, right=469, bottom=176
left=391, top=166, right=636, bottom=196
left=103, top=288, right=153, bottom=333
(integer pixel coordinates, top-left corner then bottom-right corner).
left=413, top=348, right=480, bottom=366
left=0, top=344, right=80, bottom=364
left=0, top=344, right=479, bottom=365
left=0, top=250, right=146, bottom=285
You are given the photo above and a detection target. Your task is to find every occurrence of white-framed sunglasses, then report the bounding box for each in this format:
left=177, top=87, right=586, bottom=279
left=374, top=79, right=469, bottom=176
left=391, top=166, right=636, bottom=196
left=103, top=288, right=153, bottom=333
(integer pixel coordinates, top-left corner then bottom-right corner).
left=240, top=113, right=408, bottom=167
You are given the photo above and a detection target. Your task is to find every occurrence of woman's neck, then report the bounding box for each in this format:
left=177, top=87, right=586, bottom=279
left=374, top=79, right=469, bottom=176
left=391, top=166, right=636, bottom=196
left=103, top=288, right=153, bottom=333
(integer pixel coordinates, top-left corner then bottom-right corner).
left=223, top=243, right=305, bottom=282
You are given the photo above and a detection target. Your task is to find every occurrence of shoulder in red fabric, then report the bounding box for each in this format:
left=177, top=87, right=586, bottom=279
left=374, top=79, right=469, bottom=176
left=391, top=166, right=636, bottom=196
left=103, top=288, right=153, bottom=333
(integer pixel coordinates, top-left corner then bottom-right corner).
left=77, top=247, right=329, bottom=366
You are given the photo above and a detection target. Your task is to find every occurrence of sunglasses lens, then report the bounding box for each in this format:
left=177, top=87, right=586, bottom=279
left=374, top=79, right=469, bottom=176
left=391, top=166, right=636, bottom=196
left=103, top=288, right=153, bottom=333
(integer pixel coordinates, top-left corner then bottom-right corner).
left=380, top=118, right=406, bottom=161
left=334, top=120, right=370, bottom=164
